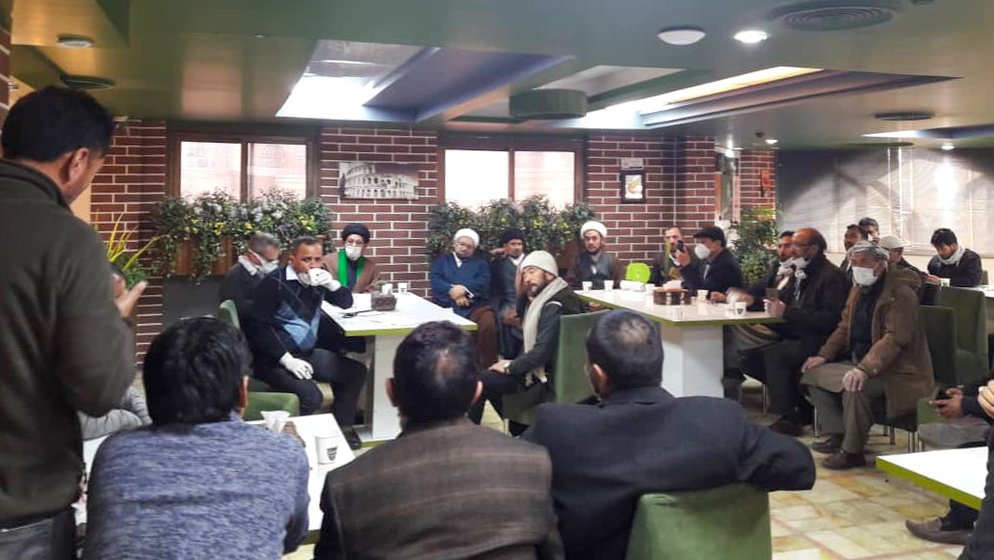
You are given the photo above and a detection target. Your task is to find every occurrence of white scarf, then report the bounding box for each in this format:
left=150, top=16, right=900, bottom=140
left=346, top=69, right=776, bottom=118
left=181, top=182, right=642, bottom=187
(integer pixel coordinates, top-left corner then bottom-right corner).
left=938, top=245, right=966, bottom=266
left=238, top=255, right=259, bottom=275
left=521, top=277, right=569, bottom=386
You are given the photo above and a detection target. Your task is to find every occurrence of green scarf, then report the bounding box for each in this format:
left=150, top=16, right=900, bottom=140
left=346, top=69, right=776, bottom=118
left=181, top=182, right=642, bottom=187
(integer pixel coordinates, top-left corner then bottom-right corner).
left=337, top=250, right=364, bottom=288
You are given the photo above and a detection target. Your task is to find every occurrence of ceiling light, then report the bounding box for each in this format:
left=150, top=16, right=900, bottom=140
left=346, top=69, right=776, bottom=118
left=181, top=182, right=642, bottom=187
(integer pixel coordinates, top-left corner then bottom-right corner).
left=734, top=29, right=769, bottom=44
left=765, top=138, right=778, bottom=145
left=941, top=142, right=955, bottom=151
left=863, top=130, right=923, bottom=139
left=56, top=35, right=94, bottom=48
left=657, top=27, right=707, bottom=46
left=874, top=111, right=934, bottom=121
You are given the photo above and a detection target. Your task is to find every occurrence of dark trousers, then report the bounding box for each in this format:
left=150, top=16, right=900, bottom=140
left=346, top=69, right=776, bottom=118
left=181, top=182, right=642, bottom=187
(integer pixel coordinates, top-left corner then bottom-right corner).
left=468, top=371, right=527, bottom=424
left=960, top=435, right=994, bottom=559
left=0, top=509, right=74, bottom=560
left=256, top=348, right=366, bottom=425
left=756, top=339, right=813, bottom=421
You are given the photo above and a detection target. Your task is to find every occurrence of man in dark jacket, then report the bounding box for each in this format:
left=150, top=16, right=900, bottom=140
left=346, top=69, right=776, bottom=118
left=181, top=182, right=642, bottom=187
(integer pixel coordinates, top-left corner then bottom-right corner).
left=678, top=225, right=744, bottom=298
left=926, top=228, right=983, bottom=288
left=244, top=236, right=366, bottom=447
left=522, top=310, right=815, bottom=560
left=469, top=251, right=585, bottom=429
left=0, top=87, right=146, bottom=558
left=218, top=231, right=281, bottom=320
left=490, top=227, right=526, bottom=359
left=649, top=227, right=693, bottom=285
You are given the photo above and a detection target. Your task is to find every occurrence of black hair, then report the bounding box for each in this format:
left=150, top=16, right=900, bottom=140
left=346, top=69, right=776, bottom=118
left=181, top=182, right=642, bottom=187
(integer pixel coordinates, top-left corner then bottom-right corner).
left=693, top=226, right=726, bottom=247
left=392, top=321, right=479, bottom=423
left=142, top=317, right=251, bottom=425
left=931, top=228, right=958, bottom=247
left=805, top=229, right=828, bottom=252
left=500, top=228, right=526, bottom=246
left=290, top=235, right=321, bottom=254
left=845, top=224, right=861, bottom=232
left=2, top=86, right=114, bottom=162
left=586, top=310, right=663, bottom=389
left=858, top=217, right=879, bottom=230
left=779, top=230, right=795, bottom=239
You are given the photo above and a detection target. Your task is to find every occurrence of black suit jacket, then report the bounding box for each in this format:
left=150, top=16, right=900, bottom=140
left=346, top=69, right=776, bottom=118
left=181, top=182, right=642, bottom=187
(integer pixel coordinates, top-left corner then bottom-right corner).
left=680, top=248, right=744, bottom=295
left=521, top=386, right=815, bottom=560
left=774, top=253, right=849, bottom=356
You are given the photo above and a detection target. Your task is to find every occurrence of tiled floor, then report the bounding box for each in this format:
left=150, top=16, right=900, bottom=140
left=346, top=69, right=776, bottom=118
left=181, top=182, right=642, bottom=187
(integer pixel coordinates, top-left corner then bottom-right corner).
left=285, top=384, right=971, bottom=559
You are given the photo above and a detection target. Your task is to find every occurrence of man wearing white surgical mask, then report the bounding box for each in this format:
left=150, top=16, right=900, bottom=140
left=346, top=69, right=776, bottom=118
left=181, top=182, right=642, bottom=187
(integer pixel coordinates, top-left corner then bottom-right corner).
left=678, top=225, right=743, bottom=301
left=323, top=223, right=381, bottom=293
left=219, top=232, right=282, bottom=320
left=800, top=241, right=933, bottom=470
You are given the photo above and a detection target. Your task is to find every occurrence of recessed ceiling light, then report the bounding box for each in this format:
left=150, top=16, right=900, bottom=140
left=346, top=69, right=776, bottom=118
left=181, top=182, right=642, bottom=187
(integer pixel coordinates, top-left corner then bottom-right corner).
left=765, top=138, right=778, bottom=145
left=657, top=27, right=707, bottom=46
left=941, top=142, right=955, bottom=151
left=734, top=29, right=769, bottom=44
left=56, top=35, right=94, bottom=48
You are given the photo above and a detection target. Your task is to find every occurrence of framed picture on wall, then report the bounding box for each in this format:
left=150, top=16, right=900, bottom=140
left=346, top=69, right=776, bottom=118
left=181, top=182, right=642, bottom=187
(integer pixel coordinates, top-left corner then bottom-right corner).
left=620, top=170, right=645, bottom=203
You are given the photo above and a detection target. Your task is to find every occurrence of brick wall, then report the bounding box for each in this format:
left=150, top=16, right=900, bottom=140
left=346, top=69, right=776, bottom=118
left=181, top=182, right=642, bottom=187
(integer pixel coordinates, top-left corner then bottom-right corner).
left=90, top=122, right=167, bottom=361
left=738, top=149, right=778, bottom=211
left=0, top=26, right=9, bottom=123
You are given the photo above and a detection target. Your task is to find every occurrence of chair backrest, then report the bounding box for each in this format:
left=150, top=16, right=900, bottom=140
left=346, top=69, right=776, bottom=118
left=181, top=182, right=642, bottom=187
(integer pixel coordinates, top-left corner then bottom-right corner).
left=554, top=310, right=607, bottom=404
left=920, top=305, right=959, bottom=389
left=935, top=286, right=989, bottom=381
left=626, top=262, right=652, bottom=283
left=218, top=299, right=240, bottom=329
left=626, top=484, right=772, bottom=560
left=242, top=391, right=300, bottom=422
left=982, top=270, right=990, bottom=286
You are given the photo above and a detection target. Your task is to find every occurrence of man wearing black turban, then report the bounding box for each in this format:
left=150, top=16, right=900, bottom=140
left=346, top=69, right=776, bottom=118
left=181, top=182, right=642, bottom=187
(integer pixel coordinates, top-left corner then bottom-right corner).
left=322, top=223, right=381, bottom=293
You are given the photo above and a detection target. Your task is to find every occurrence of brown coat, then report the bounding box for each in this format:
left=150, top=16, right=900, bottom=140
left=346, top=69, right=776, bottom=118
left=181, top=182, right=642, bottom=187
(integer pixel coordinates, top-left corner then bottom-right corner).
left=322, top=251, right=381, bottom=293
left=815, top=265, right=934, bottom=419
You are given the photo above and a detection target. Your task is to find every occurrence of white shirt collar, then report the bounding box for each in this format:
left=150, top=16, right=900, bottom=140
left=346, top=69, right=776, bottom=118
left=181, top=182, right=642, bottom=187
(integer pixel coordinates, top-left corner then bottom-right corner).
left=285, top=266, right=300, bottom=282
left=453, top=252, right=463, bottom=267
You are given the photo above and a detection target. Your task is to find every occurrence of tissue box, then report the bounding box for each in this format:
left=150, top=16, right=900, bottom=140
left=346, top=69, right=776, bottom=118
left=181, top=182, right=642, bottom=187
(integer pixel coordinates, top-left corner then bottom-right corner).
left=371, top=291, right=397, bottom=311
left=653, top=287, right=690, bottom=306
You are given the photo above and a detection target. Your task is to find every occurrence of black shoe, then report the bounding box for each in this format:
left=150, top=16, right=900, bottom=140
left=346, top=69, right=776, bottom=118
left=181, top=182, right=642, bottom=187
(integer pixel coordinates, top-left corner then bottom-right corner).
left=343, top=427, right=362, bottom=450
left=769, top=417, right=804, bottom=437
left=810, top=434, right=843, bottom=454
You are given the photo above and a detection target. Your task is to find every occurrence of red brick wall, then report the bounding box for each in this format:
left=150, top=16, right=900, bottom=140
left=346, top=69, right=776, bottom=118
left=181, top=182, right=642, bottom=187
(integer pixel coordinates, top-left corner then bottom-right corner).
left=0, top=26, right=9, bottom=123
left=738, top=149, right=778, bottom=211
left=90, top=122, right=167, bottom=361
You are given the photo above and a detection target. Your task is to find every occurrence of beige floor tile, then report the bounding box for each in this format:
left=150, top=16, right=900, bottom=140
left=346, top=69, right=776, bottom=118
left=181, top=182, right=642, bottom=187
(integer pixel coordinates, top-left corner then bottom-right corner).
left=774, top=535, right=817, bottom=553
left=804, top=530, right=875, bottom=558
left=772, top=549, right=839, bottom=560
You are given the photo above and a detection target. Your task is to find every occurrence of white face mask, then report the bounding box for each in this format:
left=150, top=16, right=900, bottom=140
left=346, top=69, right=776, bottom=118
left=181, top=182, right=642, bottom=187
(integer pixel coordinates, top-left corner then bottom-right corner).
left=258, top=260, right=279, bottom=275
left=694, top=244, right=711, bottom=260
left=852, top=265, right=879, bottom=287
left=793, top=257, right=810, bottom=269
left=345, top=246, right=363, bottom=261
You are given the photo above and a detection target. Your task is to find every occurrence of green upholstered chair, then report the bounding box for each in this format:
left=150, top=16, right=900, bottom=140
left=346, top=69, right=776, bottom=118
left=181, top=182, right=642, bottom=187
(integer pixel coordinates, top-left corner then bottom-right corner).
left=218, top=299, right=240, bottom=329
left=935, top=286, right=989, bottom=385
left=625, top=484, right=772, bottom=560
left=625, top=262, right=652, bottom=283
left=981, top=270, right=989, bottom=286
left=243, top=391, right=300, bottom=422
left=503, top=311, right=606, bottom=427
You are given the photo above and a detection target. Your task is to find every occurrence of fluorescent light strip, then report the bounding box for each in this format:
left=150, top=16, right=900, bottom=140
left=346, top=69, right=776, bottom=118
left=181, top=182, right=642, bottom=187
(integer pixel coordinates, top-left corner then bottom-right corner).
left=605, top=66, right=823, bottom=115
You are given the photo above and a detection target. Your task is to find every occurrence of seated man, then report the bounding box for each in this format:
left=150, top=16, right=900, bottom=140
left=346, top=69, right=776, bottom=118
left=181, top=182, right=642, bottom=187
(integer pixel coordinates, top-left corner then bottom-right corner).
left=245, top=236, right=367, bottom=447
left=565, top=220, right=623, bottom=290
left=490, top=227, right=526, bottom=359
left=522, top=310, right=815, bottom=560
left=314, top=321, right=562, bottom=560
left=218, top=232, right=281, bottom=320
left=839, top=223, right=863, bottom=282
left=926, top=227, right=983, bottom=287
left=649, top=227, right=692, bottom=285
left=430, top=228, right=498, bottom=367
left=468, top=251, right=585, bottom=428
left=801, top=241, right=934, bottom=469
left=322, top=223, right=381, bottom=293
left=879, top=235, right=924, bottom=277
left=677, top=225, right=744, bottom=299
left=858, top=216, right=880, bottom=243
left=84, top=317, right=309, bottom=559
left=960, top=382, right=994, bottom=560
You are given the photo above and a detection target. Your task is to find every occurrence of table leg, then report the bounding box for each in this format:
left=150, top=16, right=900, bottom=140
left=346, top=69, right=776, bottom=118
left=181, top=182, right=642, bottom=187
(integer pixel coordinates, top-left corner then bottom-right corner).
left=369, top=333, right=403, bottom=441
left=660, top=324, right=724, bottom=398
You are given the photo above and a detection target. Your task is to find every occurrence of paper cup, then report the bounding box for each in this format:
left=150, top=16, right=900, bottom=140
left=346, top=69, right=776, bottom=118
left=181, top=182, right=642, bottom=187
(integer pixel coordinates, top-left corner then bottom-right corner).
left=261, top=410, right=290, bottom=433
left=315, top=434, right=340, bottom=465
left=733, top=301, right=748, bottom=317
left=398, top=282, right=408, bottom=294
left=604, top=283, right=614, bottom=292
left=940, top=278, right=951, bottom=287
left=697, top=289, right=709, bottom=302
left=581, top=281, right=592, bottom=292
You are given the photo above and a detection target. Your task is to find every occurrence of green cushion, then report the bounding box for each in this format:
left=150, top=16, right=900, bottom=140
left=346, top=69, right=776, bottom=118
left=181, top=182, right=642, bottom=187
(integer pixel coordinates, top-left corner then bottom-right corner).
left=626, top=262, right=652, bottom=283
left=626, top=484, right=772, bottom=560
left=243, top=392, right=300, bottom=421
left=920, top=305, right=959, bottom=389
left=219, top=299, right=240, bottom=329
left=935, top=287, right=989, bottom=383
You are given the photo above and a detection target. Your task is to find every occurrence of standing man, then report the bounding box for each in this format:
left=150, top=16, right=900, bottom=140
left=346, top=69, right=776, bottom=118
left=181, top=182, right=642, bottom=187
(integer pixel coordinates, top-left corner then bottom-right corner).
left=839, top=223, right=863, bottom=281
left=858, top=217, right=880, bottom=243
left=678, top=226, right=744, bottom=299
left=323, top=223, right=381, bottom=293
left=649, top=227, right=691, bottom=285
left=490, top=227, right=527, bottom=359
left=926, top=228, right=983, bottom=287
left=0, top=87, right=146, bottom=557
left=245, top=236, right=367, bottom=448
left=218, top=231, right=281, bottom=320
left=566, top=220, right=624, bottom=290
left=469, top=251, right=585, bottom=430
left=430, top=228, right=499, bottom=367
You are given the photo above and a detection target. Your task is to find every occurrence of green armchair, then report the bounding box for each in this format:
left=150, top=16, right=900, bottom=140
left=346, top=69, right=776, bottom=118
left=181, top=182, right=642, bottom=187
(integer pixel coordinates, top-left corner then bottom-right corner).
left=935, top=287, right=989, bottom=385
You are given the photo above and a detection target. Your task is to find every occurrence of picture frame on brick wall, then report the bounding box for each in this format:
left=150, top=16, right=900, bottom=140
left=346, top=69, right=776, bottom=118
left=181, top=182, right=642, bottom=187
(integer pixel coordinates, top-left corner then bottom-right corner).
left=619, top=170, right=645, bottom=204
left=338, top=161, right=420, bottom=200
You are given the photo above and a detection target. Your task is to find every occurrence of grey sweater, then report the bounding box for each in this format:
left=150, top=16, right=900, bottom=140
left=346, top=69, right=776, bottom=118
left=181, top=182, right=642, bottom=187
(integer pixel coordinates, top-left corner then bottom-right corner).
left=84, top=415, right=310, bottom=559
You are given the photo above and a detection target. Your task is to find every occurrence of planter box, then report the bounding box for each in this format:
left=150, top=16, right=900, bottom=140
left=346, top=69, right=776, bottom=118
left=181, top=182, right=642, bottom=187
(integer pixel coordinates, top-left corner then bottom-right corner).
left=173, top=238, right=235, bottom=278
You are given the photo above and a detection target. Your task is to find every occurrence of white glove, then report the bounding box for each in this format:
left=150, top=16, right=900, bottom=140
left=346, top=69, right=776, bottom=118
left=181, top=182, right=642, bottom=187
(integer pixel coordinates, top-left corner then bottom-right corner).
left=307, top=268, right=341, bottom=291
left=279, top=353, right=313, bottom=380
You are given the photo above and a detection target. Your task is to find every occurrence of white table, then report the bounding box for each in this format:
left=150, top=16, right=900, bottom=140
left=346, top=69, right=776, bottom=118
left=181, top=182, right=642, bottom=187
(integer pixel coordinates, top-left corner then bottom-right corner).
left=578, top=289, right=782, bottom=398
left=876, top=447, right=987, bottom=510
left=323, top=292, right=477, bottom=441
left=83, top=413, right=355, bottom=533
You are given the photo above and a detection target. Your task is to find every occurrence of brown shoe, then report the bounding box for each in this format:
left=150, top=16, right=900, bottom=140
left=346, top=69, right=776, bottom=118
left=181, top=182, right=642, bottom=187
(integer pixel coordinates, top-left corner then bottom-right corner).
left=905, top=518, right=971, bottom=545
left=769, top=417, right=803, bottom=437
left=809, top=434, right=843, bottom=454
left=822, top=451, right=866, bottom=470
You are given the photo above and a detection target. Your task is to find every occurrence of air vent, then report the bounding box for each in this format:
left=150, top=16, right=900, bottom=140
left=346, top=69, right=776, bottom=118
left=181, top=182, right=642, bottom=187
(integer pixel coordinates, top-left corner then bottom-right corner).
left=509, top=89, right=587, bottom=120
left=60, top=75, right=115, bottom=90
left=768, top=1, right=901, bottom=31
left=874, top=111, right=934, bottom=121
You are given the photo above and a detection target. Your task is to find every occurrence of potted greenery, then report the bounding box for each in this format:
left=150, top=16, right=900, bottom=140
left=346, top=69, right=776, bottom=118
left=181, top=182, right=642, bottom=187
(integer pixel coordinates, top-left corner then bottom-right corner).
left=728, top=206, right=780, bottom=285
left=105, top=214, right=158, bottom=287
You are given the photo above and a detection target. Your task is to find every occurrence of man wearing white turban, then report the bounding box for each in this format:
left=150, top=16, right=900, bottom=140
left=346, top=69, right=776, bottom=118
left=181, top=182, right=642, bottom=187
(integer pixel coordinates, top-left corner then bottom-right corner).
left=565, top=221, right=623, bottom=290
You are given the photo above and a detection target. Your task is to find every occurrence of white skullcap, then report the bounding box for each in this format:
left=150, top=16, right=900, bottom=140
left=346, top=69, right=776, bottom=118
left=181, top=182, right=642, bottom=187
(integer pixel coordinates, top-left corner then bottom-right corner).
left=878, top=235, right=904, bottom=250
left=520, top=250, right=558, bottom=276
left=580, top=220, right=607, bottom=239
left=453, top=228, right=479, bottom=247
left=850, top=240, right=890, bottom=261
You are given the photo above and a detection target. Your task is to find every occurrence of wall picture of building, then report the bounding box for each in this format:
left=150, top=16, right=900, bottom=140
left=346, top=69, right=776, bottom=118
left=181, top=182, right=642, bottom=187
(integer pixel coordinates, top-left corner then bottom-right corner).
left=339, top=162, right=419, bottom=200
